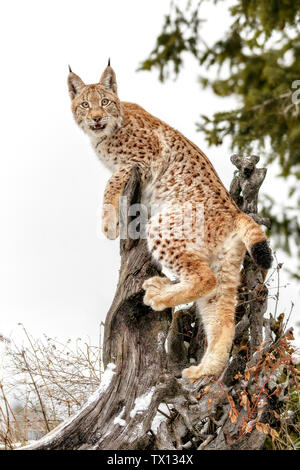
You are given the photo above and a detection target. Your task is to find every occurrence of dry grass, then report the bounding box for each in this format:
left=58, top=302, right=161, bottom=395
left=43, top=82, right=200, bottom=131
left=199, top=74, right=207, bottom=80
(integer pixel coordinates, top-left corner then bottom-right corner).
left=0, top=262, right=299, bottom=450
left=0, top=324, right=103, bottom=449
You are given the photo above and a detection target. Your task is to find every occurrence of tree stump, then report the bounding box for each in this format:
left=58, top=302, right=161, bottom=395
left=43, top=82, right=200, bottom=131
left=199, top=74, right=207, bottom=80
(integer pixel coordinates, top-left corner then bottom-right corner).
left=23, top=158, right=294, bottom=451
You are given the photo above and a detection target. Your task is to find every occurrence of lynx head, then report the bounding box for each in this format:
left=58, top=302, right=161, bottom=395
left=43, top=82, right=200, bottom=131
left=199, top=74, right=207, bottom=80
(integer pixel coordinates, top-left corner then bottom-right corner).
left=67, top=62, right=123, bottom=138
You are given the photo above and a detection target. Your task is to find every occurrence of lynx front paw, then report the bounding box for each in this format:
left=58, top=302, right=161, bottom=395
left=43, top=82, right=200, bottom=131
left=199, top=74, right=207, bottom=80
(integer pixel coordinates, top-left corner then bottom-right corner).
left=102, top=209, right=119, bottom=240
left=143, top=276, right=171, bottom=311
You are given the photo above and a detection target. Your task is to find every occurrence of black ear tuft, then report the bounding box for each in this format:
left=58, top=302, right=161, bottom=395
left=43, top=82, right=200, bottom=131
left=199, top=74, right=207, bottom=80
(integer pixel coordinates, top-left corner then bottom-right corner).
left=68, top=64, right=72, bottom=73
left=251, top=240, right=273, bottom=269
left=108, top=58, right=111, bottom=67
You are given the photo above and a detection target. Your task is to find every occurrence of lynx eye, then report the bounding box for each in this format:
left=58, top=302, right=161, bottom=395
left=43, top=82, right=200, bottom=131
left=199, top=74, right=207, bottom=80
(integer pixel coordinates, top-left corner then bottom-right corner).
left=81, top=101, right=89, bottom=108
left=101, top=98, right=110, bottom=107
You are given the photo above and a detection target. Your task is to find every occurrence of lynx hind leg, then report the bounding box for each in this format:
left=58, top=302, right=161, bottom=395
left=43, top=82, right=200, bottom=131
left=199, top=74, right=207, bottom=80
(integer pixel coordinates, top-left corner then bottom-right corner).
left=143, top=212, right=216, bottom=311
left=182, top=292, right=236, bottom=380
left=182, top=242, right=245, bottom=381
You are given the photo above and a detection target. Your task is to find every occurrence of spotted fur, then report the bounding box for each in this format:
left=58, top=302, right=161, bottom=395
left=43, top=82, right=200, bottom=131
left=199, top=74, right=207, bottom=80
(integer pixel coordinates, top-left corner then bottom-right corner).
left=68, top=65, right=272, bottom=381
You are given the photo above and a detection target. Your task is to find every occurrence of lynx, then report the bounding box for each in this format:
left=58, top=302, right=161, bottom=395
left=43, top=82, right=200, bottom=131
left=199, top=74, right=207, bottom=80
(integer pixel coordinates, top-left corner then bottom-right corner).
left=68, top=63, right=272, bottom=381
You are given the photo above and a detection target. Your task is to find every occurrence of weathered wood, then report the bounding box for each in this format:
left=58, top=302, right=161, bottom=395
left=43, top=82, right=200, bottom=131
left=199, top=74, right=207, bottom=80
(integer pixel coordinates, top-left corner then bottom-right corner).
left=230, top=154, right=270, bottom=353
left=22, top=157, right=289, bottom=451
left=22, top=167, right=174, bottom=449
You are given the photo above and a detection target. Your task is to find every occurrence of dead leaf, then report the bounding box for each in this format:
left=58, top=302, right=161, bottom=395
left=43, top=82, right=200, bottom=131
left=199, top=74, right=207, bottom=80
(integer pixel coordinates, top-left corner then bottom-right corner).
left=256, top=422, right=263, bottom=433
left=270, top=428, right=279, bottom=439
left=229, top=407, right=238, bottom=424
left=240, top=391, right=249, bottom=408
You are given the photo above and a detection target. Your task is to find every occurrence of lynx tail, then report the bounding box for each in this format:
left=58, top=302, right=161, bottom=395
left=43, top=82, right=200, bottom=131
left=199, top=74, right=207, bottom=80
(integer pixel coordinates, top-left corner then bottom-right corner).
left=236, top=213, right=273, bottom=269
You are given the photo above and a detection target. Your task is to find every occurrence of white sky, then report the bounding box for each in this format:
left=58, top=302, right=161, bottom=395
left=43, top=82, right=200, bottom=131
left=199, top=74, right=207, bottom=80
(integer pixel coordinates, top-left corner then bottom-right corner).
left=0, top=0, right=299, bottom=347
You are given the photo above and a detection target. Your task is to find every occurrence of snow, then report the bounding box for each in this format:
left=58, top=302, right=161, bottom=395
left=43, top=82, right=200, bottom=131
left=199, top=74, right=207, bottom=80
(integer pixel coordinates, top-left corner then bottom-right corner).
left=0, top=440, right=36, bottom=450
left=113, top=406, right=126, bottom=427
left=130, top=387, right=155, bottom=419
left=151, top=404, right=173, bottom=433
left=20, top=362, right=117, bottom=449
left=98, top=362, right=116, bottom=393
left=151, top=413, right=166, bottom=433
left=86, top=362, right=116, bottom=404
left=174, top=302, right=193, bottom=312
left=157, top=331, right=167, bottom=353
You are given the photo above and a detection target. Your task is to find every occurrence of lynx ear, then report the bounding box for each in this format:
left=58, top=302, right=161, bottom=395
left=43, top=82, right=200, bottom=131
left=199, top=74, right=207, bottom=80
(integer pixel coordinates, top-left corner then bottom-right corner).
left=68, top=71, right=85, bottom=100
left=99, top=65, right=117, bottom=94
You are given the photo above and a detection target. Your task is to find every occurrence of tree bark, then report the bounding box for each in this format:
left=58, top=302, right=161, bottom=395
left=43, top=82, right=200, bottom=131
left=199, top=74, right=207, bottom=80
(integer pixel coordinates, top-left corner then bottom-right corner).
left=23, top=158, right=292, bottom=451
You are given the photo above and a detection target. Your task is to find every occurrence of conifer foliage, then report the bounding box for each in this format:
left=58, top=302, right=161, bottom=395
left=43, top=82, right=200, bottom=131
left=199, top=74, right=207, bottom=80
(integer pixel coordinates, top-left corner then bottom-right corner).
left=140, top=0, right=300, bottom=275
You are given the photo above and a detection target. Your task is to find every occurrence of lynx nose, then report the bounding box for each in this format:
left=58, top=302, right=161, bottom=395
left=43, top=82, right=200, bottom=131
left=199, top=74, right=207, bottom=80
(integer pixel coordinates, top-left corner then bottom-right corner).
left=93, top=116, right=102, bottom=123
